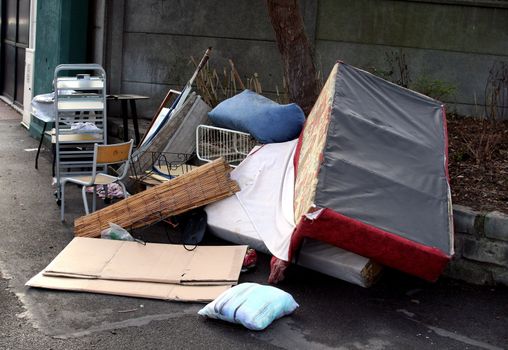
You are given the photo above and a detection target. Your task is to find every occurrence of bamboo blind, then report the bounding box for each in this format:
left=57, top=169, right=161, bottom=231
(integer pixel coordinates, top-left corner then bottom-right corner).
left=74, top=158, right=239, bottom=238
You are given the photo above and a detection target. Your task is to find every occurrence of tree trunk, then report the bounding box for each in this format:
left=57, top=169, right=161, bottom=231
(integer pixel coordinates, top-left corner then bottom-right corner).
left=266, top=0, right=319, bottom=115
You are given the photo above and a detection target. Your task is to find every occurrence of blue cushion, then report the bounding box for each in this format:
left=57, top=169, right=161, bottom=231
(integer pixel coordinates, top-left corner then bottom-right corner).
left=208, top=90, right=305, bottom=144
left=198, top=283, right=299, bottom=330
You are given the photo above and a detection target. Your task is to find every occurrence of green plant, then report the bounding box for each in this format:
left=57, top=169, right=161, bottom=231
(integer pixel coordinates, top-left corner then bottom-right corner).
left=451, top=148, right=470, bottom=163
left=190, top=57, right=321, bottom=107
left=462, top=119, right=503, bottom=166
left=412, top=75, right=456, bottom=101
left=190, top=57, right=262, bottom=107
left=485, top=61, right=508, bottom=121
left=384, top=51, right=411, bottom=88
left=457, top=62, right=508, bottom=166
left=369, top=51, right=411, bottom=88
left=275, top=76, right=290, bottom=104
left=369, top=51, right=457, bottom=101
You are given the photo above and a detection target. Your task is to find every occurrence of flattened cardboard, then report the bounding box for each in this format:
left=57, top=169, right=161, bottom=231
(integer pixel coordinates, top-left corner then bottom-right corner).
left=27, top=272, right=230, bottom=302
left=44, top=237, right=247, bottom=285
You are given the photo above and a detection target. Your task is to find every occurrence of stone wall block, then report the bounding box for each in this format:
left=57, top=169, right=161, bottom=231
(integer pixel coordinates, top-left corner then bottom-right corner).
left=492, top=270, right=508, bottom=287
left=444, top=258, right=493, bottom=285
left=452, top=234, right=465, bottom=258
left=484, top=211, right=508, bottom=242
left=462, top=238, right=508, bottom=267
left=453, top=205, right=481, bottom=235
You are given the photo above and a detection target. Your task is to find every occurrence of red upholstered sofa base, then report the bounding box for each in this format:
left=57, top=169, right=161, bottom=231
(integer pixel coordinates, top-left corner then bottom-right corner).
left=289, top=209, right=450, bottom=282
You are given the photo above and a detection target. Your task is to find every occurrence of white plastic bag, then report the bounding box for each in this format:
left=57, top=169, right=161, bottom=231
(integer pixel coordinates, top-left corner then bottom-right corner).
left=100, top=223, right=134, bottom=241
left=198, top=282, right=299, bottom=331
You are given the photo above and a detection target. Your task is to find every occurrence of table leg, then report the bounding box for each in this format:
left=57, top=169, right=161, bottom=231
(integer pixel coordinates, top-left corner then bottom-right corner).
left=52, top=143, right=56, bottom=178
left=35, top=122, right=47, bottom=170
left=121, top=100, right=129, bottom=142
left=129, top=99, right=141, bottom=145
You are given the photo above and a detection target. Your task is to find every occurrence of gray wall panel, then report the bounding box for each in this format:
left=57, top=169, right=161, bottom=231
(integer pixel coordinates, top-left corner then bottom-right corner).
left=124, top=0, right=275, bottom=40
left=121, top=33, right=284, bottom=112
left=96, top=0, right=508, bottom=119
left=120, top=81, right=181, bottom=118
left=317, top=0, right=508, bottom=56
left=124, top=0, right=317, bottom=41
left=316, top=40, right=507, bottom=115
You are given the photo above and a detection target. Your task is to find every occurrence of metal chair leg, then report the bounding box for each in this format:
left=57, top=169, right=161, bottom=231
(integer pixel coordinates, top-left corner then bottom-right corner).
left=35, top=122, right=47, bottom=170
left=52, top=143, right=56, bottom=178
left=92, top=185, right=97, bottom=212
left=82, top=185, right=90, bottom=214
left=60, top=182, right=65, bottom=222
left=119, top=181, right=129, bottom=198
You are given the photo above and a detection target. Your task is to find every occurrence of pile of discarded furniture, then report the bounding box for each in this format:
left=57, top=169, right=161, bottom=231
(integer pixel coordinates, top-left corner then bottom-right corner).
left=206, top=62, right=453, bottom=286
left=27, top=49, right=454, bottom=329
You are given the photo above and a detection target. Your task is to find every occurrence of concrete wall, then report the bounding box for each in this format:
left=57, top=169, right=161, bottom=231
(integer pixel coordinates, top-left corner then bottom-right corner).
left=88, top=0, right=106, bottom=66
left=95, top=0, right=508, bottom=118
left=315, top=0, right=508, bottom=117
left=97, top=0, right=315, bottom=118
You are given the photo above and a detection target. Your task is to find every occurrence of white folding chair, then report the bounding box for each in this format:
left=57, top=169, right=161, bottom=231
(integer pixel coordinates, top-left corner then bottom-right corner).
left=60, top=140, right=134, bottom=221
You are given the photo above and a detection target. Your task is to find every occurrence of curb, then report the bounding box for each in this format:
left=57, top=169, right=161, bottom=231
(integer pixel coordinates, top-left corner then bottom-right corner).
left=449, top=204, right=508, bottom=287
left=453, top=205, right=508, bottom=242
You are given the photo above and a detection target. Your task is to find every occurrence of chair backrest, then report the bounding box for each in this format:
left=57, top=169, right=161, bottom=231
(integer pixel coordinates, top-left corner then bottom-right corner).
left=92, top=140, right=134, bottom=181
left=96, top=141, right=133, bottom=165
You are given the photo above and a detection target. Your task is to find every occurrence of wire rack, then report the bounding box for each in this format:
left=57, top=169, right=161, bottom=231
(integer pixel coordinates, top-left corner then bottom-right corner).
left=196, top=125, right=258, bottom=167
left=129, top=151, right=196, bottom=186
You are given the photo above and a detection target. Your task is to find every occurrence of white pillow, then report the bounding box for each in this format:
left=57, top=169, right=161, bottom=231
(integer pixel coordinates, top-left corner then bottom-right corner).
left=198, top=283, right=299, bottom=331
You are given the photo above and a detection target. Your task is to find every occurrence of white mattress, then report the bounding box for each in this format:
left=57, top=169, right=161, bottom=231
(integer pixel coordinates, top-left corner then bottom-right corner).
left=205, top=139, right=380, bottom=287
left=206, top=194, right=377, bottom=288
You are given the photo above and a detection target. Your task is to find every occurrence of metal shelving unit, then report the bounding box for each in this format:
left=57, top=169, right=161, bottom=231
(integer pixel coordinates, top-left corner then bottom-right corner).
left=54, top=64, right=107, bottom=202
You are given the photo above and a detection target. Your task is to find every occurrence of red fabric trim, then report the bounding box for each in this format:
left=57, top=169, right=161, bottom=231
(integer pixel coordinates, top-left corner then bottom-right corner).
left=290, top=209, right=450, bottom=282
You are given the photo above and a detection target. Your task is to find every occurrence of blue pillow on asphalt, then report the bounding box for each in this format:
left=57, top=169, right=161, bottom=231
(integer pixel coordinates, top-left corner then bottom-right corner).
left=208, top=90, right=305, bottom=144
left=198, top=283, right=299, bottom=331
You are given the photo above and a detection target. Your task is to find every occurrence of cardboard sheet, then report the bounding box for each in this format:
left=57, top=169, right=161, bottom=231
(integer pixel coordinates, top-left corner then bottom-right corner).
left=43, top=237, right=247, bottom=285
left=27, top=272, right=230, bottom=302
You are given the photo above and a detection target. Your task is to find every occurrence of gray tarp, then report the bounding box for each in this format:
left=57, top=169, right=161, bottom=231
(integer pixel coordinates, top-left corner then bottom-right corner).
left=314, top=64, right=452, bottom=253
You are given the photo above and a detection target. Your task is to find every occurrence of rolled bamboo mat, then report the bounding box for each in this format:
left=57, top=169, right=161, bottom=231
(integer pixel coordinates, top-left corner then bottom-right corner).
left=74, top=158, right=239, bottom=238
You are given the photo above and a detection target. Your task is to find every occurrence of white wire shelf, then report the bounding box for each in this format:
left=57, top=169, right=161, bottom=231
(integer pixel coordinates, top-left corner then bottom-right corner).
left=196, top=125, right=258, bottom=167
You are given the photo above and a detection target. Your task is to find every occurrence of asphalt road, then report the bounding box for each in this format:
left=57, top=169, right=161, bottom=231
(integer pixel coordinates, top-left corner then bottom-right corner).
left=0, top=115, right=507, bottom=349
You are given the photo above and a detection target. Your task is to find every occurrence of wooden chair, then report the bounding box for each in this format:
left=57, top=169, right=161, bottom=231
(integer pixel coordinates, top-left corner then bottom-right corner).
left=60, top=140, right=134, bottom=221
